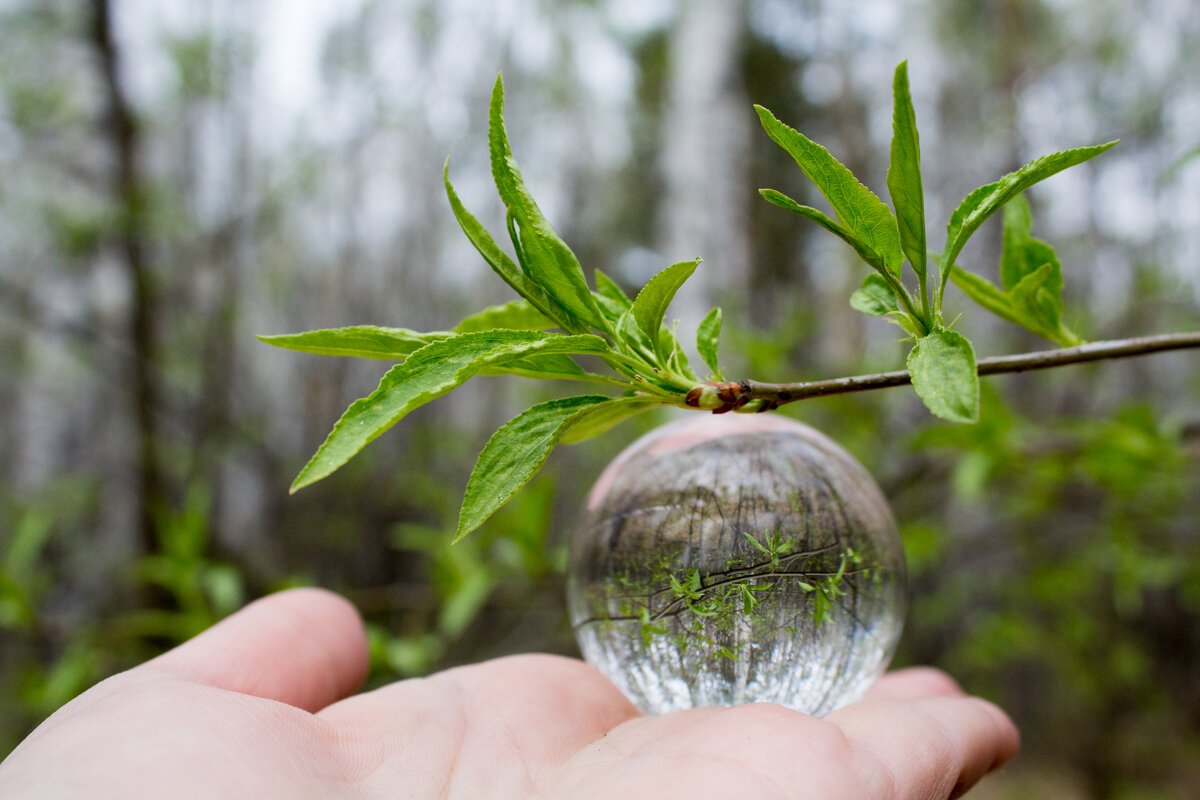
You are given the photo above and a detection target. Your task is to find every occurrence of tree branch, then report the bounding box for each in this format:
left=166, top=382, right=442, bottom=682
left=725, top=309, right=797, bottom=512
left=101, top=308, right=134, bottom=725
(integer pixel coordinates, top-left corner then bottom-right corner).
left=740, top=331, right=1200, bottom=407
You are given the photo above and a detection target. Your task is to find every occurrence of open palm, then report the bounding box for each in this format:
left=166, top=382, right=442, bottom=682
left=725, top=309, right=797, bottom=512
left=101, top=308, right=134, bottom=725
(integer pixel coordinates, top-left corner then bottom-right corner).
left=0, top=589, right=1017, bottom=799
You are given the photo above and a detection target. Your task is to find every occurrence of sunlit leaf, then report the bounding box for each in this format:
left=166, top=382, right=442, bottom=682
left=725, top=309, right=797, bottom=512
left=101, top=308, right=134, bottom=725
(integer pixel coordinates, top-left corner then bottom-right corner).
left=456, top=395, right=615, bottom=541
left=489, top=76, right=609, bottom=335
left=453, top=300, right=555, bottom=333
left=445, top=161, right=571, bottom=327
left=756, top=104, right=903, bottom=276
left=941, top=140, right=1117, bottom=291
left=887, top=60, right=927, bottom=277
left=292, top=331, right=610, bottom=492
left=697, top=306, right=723, bottom=379
left=759, top=189, right=894, bottom=276
left=258, top=326, right=450, bottom=361
left=632, top=258, right=701, bottom=356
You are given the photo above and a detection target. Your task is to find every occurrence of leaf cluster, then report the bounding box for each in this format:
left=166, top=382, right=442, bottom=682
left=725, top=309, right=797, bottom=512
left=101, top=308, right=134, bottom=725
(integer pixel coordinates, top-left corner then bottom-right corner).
left=758, top=61, right=1113, bottom=422
left=263, top=63, right=1117, bottom=540
left=262, top=76, right=730, bottom=540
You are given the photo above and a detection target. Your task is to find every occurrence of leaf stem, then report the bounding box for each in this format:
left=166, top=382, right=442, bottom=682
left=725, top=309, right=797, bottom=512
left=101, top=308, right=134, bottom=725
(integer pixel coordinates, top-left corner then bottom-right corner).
left=917, top=272, right=934, bottom=328
left=880, top=270, right=927, bottom=334
left=740, top=331, right=1200, bottom=406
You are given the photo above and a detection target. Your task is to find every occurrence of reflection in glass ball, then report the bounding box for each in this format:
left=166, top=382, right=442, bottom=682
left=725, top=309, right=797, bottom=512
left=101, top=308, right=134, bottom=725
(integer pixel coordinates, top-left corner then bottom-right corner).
left=567, top=413, right=906, bottom=717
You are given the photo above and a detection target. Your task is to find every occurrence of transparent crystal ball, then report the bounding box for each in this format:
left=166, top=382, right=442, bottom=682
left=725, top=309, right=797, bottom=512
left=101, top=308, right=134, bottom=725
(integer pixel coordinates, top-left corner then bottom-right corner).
left=567, top=413, right=906, bottom=717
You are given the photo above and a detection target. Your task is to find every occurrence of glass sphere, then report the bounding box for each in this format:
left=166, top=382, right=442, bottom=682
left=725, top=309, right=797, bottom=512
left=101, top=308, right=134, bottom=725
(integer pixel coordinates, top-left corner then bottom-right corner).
left=567, top=413, right=906, bottom=717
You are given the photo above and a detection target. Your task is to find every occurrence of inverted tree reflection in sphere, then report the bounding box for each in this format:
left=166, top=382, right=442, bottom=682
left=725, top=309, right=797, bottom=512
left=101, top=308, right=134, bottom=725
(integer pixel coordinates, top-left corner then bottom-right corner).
left=567, top=414, right=906, bottom=716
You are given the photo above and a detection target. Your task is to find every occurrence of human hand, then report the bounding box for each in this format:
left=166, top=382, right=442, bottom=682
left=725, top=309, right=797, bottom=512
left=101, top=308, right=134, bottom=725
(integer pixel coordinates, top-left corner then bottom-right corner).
left=0, top=588, right=1016, bottom=799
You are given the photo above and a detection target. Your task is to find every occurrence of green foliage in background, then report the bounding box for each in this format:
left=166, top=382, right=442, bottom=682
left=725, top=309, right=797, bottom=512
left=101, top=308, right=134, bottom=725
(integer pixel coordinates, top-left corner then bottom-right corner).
left=901, top=390, right=1200, bottom=797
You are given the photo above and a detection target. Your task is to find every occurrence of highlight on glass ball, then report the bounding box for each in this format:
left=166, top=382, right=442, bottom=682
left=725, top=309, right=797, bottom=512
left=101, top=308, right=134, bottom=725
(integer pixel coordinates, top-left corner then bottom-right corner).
left=566, top=413, right=906, bottom=717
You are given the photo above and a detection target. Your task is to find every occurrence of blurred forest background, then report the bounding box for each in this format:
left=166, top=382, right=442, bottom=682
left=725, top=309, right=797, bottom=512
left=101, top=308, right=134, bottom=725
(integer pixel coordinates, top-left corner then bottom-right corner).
left=1, top=0, right=1198, bottom=796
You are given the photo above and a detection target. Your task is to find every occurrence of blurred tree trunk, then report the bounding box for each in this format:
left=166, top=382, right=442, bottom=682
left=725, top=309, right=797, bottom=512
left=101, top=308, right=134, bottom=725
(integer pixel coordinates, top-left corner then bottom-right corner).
left=660, top=0, right=751, bottom=323
left=90, top=0, right=165, bottom=561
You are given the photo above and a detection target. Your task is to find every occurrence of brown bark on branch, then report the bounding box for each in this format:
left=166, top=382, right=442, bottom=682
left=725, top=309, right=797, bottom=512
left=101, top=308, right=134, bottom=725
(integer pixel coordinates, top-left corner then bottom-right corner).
left=739, top=331, right=1200, bottom=408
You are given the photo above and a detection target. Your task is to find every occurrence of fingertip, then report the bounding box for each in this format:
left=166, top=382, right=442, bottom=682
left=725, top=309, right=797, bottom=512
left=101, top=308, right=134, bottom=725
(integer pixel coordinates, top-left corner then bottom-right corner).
left=272, top=586, right=372, bottom=685
left=148, top=586, right=370, bottom=712
left=971, top=696, right=1021, bottom=768
left=866, top=666, right=965, bottom=701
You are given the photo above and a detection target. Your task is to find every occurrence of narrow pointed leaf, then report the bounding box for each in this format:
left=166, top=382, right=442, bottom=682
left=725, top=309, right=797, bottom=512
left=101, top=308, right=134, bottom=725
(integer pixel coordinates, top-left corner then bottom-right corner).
left=697, top=306, right=723, bottom=379
left=489, top=76, right=609, bottom=334
left=292, top=331, right=609, bottom=492
left=444, top=161, right=570, bottom=326
left=559, top=396, right=662, bottom=445
left=594, top=269, right=632, bottom=309
left=941, top=140, right=1117, bottom=287
left=631, top=258, right=701, bottom=350
left=756, top=104, right=903, bottom=275
left=258, top=326, right=450, bottom=361
left=850, top=274, right=900, bottom=317
left=907, top=329, right=979, bottom=423
left=664, top=325, right=698, bottom=381
left=942, top=181, right=998, bottom=273
left=455, top=395, right=614, bottom=541
left=616, top=307, right=656, bottom=361
left=478, top=353, right=592, bottom=381
left=759, top=189, right=891, bottom=275
left=453, top=300, right=555, bottom=333
left=949, top=268, right=1022, bottom=326
left=886, top=61, right=927, bottom=277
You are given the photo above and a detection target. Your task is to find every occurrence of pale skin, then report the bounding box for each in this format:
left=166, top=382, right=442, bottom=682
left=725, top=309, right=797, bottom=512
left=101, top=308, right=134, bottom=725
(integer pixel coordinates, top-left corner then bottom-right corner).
left=0, top=588, right=1017, bottom=799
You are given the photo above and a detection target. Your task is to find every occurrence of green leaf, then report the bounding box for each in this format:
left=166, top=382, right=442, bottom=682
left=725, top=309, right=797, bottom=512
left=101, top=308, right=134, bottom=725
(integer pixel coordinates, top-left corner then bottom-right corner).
left=663, top=323, right=698, bottom=381
left=697, top=306, right=723, bottom=379
left=444, top=161, right=570, bottom=327
left=999, top=194, right=1034, bottom=291
left=631, top=259, right=701, bottom=355
left=756, top=104, right=903, bottom=275
left=258, top=326, right=450, bottom=361
left=949, top=268, right=1022, bottom=325
left=477, top=353, right=592, bottom=381
left=489, top=76, right=609, bottom=335
left=616, top=307, right=656, bottom=361
left=453, top=300, right=555, bottom=333
left=559, top=396, right=662, bottom=444
left=941, top=140, right=1117, bottom=290
left=907, top=329, right=979, bottom=423
left=759, top=189, right=894, bottom=276
left=885, top=310, right=925, bottom=337
left=1009, top=262, right=1064, bottom=333
left=592, top=269, right=632, bottom=328
left=849, top=274, right=900, bottom=317
left=456, top=395, right=614, bottom=541
left=594, top=269, right=632, bottom=309
left=292, top=331, right=610, bottom=492
left=886, top=61, right=927, bottom=277
left=999, top=197, right=1064, bottom=305
left=950, top=266, right=1082, bottom=347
